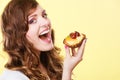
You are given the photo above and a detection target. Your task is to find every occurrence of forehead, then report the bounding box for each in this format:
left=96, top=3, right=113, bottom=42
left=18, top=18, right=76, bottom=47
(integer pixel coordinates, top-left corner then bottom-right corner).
left=28, top=5, right=44, bottom=17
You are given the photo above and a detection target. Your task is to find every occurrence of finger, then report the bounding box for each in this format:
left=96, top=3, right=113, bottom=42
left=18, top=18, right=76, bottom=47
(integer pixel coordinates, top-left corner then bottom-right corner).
left=64, top=45, right=71, bottom=57
left=71, top=48, right=76, bottom=56
left=77, top=38, right=87, bottom=57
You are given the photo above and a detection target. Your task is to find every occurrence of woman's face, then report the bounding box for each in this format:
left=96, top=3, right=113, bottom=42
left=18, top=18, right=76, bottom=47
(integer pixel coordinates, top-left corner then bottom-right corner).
left=26, top=5, right=54, bottom=51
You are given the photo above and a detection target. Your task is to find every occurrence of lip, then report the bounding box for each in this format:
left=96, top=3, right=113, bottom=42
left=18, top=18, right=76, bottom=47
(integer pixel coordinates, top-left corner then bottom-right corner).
left=38, top=26, right=52, bottom=43
left=39, top=27, right=50, bottom=35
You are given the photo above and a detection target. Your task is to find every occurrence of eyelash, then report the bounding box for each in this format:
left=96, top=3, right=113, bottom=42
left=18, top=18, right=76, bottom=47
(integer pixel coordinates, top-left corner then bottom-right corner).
left=28, top=18, right=37, bottom=24
left=28, top=12, right=47, bottom=24
left=42, top=13, right=47, bottom=18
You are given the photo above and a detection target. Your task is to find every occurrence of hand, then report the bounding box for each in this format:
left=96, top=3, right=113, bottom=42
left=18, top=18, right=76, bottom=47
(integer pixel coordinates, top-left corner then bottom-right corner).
left=63, top=38, right=87, bottom=72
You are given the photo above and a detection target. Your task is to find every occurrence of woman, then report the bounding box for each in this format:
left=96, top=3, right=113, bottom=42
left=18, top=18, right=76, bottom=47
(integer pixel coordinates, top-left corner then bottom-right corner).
left=0, top=0, right=87, bottom=80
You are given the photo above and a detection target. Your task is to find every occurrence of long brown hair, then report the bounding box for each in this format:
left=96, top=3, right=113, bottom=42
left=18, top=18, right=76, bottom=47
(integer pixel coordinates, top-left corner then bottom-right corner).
left=1, top=0, right=63, bottom=80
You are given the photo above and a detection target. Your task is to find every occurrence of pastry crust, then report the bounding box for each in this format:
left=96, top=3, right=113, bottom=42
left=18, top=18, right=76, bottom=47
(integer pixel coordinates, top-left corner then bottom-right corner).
left=63, top=31, right=86, bottom=48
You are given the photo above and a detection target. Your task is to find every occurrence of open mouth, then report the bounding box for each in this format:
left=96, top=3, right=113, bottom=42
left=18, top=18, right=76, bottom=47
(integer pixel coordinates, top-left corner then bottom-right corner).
left=38, top=30, right=51, bottom=43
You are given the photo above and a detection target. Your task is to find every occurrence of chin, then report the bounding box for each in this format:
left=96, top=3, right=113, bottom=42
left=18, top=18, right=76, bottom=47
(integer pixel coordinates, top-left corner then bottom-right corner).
left=40, top=44, right=54, bottom=51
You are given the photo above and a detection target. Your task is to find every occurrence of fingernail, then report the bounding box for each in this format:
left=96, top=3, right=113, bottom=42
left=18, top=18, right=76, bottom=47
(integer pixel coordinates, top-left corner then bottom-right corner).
left=64, top=45, right=68, bottom=49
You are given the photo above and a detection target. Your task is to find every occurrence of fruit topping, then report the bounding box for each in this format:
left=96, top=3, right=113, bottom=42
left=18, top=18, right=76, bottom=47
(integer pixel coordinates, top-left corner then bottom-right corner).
left=70, top=32, right=76, bottom=39
left=75, top=31, right=80, bottom=37
left=69, top=31, right=80, bottom=39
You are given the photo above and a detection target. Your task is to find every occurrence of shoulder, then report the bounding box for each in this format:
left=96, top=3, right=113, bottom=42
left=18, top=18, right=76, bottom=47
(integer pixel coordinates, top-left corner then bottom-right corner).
left=0, top=68, right=29, bottom=80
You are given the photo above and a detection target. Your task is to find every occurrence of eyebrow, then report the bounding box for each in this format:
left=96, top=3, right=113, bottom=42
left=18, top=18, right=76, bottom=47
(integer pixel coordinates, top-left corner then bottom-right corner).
left=28, top=9, right=46, bottom=19
left=28, top=14, right=37, bottom=19
left=42, top=10, right=46, bottom=14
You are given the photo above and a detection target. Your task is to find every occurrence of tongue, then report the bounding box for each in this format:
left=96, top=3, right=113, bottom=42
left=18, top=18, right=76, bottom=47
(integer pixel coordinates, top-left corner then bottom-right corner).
left=39, top=34, right=51, bottom=43
left=40, top=36, right=46, bottom=40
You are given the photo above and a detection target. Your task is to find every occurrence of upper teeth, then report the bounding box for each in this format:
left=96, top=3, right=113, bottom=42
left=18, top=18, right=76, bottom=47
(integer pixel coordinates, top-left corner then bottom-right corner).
left=40, top=30, right=49, bottom=35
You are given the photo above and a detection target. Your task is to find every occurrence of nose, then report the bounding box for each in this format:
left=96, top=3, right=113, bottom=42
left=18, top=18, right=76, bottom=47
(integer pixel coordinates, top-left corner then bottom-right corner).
left=39, top=17, right=50, bottom=27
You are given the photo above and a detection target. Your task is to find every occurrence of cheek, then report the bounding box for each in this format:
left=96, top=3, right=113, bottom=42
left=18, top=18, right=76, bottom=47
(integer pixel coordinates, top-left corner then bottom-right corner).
left=26, top=32, right=32, bottom=42
left=26, top=26, right=37, bottom=37
left=26, top=29, right=36, bottom=42
left=26, top=30, right=32, bottom=38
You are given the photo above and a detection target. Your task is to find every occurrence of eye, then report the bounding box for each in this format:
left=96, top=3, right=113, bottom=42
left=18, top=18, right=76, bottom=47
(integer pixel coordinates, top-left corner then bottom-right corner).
left=28, top=18, right=37, bottom=24
left=42, top=12, right=47, bottom=18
